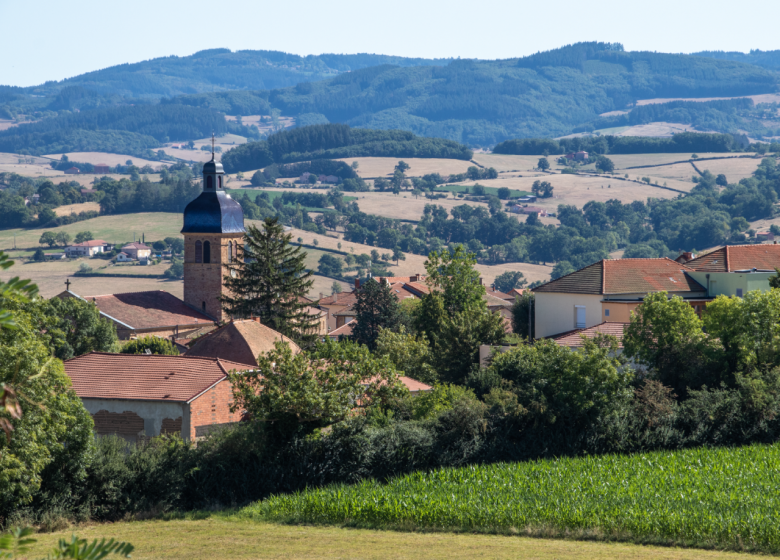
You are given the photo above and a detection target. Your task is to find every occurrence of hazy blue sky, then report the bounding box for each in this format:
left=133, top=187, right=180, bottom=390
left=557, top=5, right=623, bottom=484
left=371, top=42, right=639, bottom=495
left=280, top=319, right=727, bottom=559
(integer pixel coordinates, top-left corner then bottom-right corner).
left=3, top=0, right=779, bottom=87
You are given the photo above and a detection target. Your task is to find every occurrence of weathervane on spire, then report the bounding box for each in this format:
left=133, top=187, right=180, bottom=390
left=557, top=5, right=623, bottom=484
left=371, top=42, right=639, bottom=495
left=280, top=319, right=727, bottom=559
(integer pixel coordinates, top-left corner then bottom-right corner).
left=211, top=133, right=215, bottom=160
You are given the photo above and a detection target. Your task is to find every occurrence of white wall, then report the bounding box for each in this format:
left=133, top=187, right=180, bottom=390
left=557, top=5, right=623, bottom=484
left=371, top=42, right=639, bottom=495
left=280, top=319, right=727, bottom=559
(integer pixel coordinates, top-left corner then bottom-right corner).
left=534, top=292, right=604, bottom=338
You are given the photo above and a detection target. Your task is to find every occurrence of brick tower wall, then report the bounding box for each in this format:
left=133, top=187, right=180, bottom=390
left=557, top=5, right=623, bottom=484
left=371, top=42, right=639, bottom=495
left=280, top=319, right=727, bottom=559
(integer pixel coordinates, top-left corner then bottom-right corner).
left=183, top=233, right=243, bottom=322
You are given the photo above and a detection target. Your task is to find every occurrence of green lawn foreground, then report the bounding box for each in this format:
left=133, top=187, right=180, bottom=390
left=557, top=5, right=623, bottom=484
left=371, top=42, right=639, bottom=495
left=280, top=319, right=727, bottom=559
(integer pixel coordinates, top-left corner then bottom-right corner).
left=22, top=517, right=759, bottom=560
left=242, top=443, right=780, bottom=554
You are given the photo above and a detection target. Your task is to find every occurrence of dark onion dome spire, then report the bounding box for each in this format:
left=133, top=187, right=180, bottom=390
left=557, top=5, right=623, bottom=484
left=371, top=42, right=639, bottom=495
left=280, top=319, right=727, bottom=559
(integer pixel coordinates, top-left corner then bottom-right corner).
left=181, top=136, right=245, bottom=234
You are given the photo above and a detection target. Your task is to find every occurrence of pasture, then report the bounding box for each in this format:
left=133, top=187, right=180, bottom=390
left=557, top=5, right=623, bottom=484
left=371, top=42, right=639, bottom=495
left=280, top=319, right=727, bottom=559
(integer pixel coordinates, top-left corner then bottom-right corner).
left=336, top=157, right=473, bottom=178
left=54, top=201, right=101, bottom=216
left=281, top=225, right=553, bottom=286
left=42, top=152, right=169, bottom=167
left=20, top=517, right=756, bottom=560
left=248, top=443, right=780, bottom=554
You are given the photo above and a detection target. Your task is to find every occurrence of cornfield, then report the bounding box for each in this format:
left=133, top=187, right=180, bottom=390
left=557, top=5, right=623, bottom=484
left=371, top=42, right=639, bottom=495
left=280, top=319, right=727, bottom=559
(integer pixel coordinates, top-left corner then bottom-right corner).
left=243, top=444, right=780, bottom=552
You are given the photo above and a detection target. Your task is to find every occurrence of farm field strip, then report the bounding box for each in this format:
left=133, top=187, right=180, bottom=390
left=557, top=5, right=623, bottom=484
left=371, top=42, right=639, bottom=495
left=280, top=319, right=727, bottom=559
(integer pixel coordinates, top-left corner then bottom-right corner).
left=335, top=157, right=473, bottom=178
left=20, top=517, right=757, bottom=560
left=245, top=443, right=780, bottom=554
left=42, top=152, right=170, bottom=167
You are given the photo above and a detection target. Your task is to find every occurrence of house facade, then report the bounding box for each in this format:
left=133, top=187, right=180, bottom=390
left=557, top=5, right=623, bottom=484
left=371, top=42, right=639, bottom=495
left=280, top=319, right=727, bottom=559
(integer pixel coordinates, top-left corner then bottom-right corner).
left=532, top=258, right=707, bottom=338
left=65, top=239, right=109, bottom=257
left=684, top=244, right=780, bottom=298
left=121, top=242, right=152, bottom=261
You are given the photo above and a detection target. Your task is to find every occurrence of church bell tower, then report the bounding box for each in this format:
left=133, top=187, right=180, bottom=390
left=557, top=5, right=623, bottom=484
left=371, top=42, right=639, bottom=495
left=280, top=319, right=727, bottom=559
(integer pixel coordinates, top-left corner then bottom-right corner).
left=181, top=138, right=245, bottom=321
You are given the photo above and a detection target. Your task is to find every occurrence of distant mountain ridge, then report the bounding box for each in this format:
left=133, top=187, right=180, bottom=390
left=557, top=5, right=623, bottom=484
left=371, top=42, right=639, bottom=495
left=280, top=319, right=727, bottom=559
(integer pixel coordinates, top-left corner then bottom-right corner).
left=24, top=49, right=451, bottom=99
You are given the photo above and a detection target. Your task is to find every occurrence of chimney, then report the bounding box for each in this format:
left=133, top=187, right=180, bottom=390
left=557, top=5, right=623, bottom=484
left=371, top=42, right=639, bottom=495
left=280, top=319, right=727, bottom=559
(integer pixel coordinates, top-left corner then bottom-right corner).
left=355, top=278, right=360, bottom=290
left=319, top=292, right=324, bottom=301
left=410, top=274, right=418, bottom=282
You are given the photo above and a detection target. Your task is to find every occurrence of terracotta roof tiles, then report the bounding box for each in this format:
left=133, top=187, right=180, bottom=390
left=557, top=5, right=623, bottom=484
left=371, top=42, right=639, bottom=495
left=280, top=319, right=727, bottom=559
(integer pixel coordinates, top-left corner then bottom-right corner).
left=685, top=244, right=780, bottom=273
left=551, top=322, right=628, bottom=348
left=83, top=290, right=214, bottom=329
left=64, top=352, right=252, bottom=402
left=184, top=319, right=301, bottom=366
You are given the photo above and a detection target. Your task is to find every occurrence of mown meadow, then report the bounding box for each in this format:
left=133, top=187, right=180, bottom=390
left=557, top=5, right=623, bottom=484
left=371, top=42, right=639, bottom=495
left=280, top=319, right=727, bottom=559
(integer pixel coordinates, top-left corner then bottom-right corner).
left=245, top=443, right=780, bottom=554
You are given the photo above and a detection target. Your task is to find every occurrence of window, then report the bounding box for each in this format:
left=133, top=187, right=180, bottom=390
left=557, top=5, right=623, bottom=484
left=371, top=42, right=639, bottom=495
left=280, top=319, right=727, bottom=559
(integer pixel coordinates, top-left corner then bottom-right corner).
left=228, top=241, right=233, bottom=263
left=218, top=176, right=223, bottom=189
left=203, top=241, right=211, bottom=263
left=604, top=309, right=610, bottom=317
left=575, top=305, right=586, bottom=329
left=207, top=176, right=213, bottom=189
left=736, top=288, right=743, bottom=297
left=195, top=240, right=202, bottom=263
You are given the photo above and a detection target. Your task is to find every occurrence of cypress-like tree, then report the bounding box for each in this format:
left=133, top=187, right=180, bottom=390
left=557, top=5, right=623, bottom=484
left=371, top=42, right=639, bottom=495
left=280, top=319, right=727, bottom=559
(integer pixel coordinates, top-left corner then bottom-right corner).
left=222, top=217, right=318, bottom=346
left=351, top=278, right=401, bottom=351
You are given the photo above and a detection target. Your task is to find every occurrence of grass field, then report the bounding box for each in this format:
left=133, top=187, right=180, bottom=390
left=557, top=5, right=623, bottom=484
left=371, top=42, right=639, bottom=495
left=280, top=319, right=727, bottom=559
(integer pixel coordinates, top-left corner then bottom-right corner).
left=0, top=213, right=182, bottom=251
left=281, top=225, right=553, bottom=286
left=54, top=201, right=101, bottom=216
left=247, top=443, right=780, bottom=555
left=20, top=518, right=758, bottom=560
left=42, top=152, right=169, bottom=167
left=434, top=184, right=532, bottom=197
left=336, top=157, right=473, bottom=178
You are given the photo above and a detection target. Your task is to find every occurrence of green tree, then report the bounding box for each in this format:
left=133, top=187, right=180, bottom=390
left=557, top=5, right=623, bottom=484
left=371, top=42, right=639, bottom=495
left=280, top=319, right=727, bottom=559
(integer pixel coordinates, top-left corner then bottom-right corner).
left=228, top=339, right=407, bottom=437
left=32, top=248, right=46, bottom=262
left=39, top=232, right=57, bottom=248
left=121, top=335, right=179, bottom=355
left=623, top=291, right=713, bottom=396
left=770, top=268, right=780, bottom=289
left=55, top=232, right=71, bottom=247
left=392, top=246, right=405, bottom=266
left=487, top=336, right=631, bottom=426
left=596, top=156, right=615, bottom=173
left=73, top=231, right=93, bottom=244
left=351, top=161, right=359, bottom=170
left=537, top=157, right=550, bottom=171
left=415, top=247, right=506, bottom=383
left=375, top=326, right=438, bottom=384
left=493, top=271, right=526, bottom=293
left=351, top=279, right=402, bottom=351
left=166, top=237, right=184, bottom=254
left=317, top=254, right=343, bottom=278
left=497, top=187, right=511, bottom=200
left=510, top=291, right=534, bottom=339
left=0, top=309, right=93, bottom=515
left=164, top=259, right=183, bottom=278
left=551, top=261, right=575, bottom=280
left=716, top=174, right=728, bottom=187
left=395, top=161, right=410, bottom=173
left=222, top=217, right=318, bottom=346
left=331, top=281, right=342, bottom=295
left=152, top=240, right=167, bottom=251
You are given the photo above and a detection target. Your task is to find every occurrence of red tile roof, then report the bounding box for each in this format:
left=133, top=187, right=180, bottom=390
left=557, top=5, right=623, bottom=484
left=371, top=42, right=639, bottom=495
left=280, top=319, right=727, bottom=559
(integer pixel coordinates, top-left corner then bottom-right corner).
left=551, top=322, right=628, bottom=348
left=83, top=290, right=214, bottom=329
left=64, top=352, right=252, bottom=402
left=70, top=239, right=107, bottom=248
left=184, top=319, right=300, bottom=366
left=486, top=288, right=514, bottom=301
left=685, top=245, right=780, bottom=273
left=122, top=242, right=151, bottom=250
left=533, top=259, right=705, bottom=295
left=318, top=291, right=358, bottom=306
left=398, top=376, right=432, bottom=393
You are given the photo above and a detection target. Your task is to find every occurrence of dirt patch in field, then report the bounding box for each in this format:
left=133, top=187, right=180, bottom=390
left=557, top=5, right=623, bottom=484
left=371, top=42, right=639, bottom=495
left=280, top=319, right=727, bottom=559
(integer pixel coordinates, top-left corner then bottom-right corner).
left=336, top=157, right=473, bottom=178
left=616, top=123, right=701, bottom=137
left=54, top=202, right=101, bottom=216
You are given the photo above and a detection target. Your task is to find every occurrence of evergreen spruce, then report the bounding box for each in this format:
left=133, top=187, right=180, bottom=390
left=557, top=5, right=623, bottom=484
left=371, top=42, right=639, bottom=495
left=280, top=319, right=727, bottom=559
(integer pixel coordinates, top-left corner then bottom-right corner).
left=222, top=217, right=318, bottom=346
left=351, top=279, right=401, bottom=351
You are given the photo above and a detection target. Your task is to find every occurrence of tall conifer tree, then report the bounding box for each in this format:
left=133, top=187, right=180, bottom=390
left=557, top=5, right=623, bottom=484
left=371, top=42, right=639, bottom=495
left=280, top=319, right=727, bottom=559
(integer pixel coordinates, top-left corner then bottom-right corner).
left=222, top=217, right=318, bottom=346
left=351, top=278, right=401, bottom=351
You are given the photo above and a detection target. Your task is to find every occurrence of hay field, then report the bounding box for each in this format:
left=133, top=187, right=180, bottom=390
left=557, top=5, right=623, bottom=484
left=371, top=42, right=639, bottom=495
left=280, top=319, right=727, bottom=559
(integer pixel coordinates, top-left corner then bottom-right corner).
left=348, top=192, right=485, bottom=222
left=336, top=157, right=473, bottom=178
left=472, top=154, right=565, bottom=172
left=631, top=163, right=699, bottom=184
left=694, top=158, right=765, bottom=182
left=459, top=174, right=679, bottom=208
left=1, top=256, right=183, bottom=299
left=43, top=152, right=168, bottom=167
left=607, top=153, right=750, bottom=169
left=281, top=225, right=552, bottom=286
left=0, top=213, right=182, bottom=250
left=616, top=123, right=699, bottom=137
left=637, top=93, right=780, bottom=106
left=160, top=147, right=216, bottom=162
left=0, top=152, right=50, bottom=165
left=54, top=202, right=101, bottom=216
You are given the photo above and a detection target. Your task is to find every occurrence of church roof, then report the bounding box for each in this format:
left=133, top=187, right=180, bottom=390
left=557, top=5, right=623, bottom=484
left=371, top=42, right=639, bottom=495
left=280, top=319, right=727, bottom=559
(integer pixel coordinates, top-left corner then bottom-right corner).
left=82, top=290, right=214, bottom=329
left=181, top=190, right=245, bottom=234
left=184, top=319, right=301, bottom=366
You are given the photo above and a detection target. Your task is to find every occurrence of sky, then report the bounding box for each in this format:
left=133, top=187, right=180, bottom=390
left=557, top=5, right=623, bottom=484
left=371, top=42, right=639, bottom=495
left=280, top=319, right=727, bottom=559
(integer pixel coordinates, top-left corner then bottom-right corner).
left=3, top=0, right=779, bottom=87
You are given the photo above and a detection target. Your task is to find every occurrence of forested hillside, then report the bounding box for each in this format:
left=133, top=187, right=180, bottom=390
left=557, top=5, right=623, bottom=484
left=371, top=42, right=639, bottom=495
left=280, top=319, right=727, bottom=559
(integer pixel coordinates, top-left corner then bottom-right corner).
left=170, top=43, right=780, bottom=145
left=695, top=49, right=780, bottom=70
left=18, top=50, right=450, bottom=99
